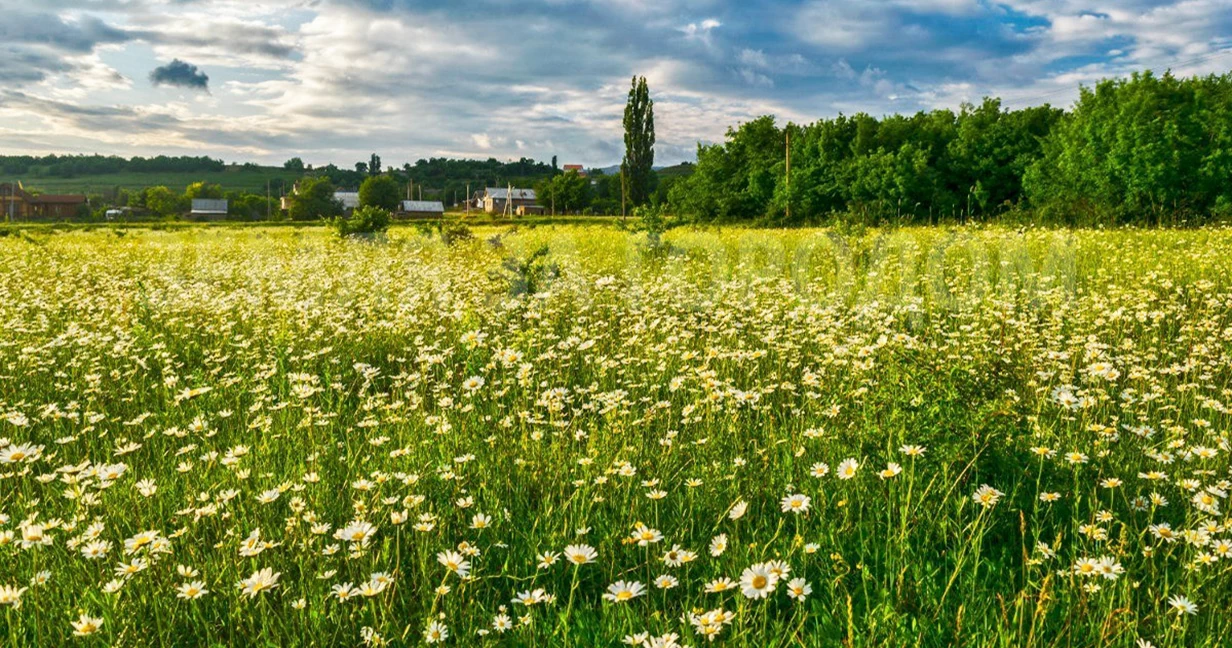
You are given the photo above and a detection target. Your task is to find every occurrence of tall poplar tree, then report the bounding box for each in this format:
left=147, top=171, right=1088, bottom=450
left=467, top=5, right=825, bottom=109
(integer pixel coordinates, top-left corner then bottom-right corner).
left=622, top=76, right=655, bottom=210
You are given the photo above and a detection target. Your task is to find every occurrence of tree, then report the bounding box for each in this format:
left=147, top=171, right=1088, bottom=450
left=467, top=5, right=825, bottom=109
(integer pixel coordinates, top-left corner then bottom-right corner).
left=145, top=186, right=186, bottom=217
left=355, top=162, right=368, bottom=176
left=287, top=176, right=342, bottom=221
left=369, top=154, right=382, bottom=177
left=359, top=175, right=401, bottom=211
left=622, top=75, right=656, bottom=211
left=284, top=157, right=305, bottom=172
left=535, top=170, right=592, bottom=214
left=185, top=181, right=223, bottom=200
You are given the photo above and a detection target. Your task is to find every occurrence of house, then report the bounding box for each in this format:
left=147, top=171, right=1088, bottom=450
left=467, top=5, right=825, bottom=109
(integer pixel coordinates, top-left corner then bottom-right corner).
left=191, top=199, right=228, bottom=216
left=0, top=182, right=87, bottom=220
left=399, top=200, right=445, bottom=218
left=516, top=205, right=546, bottom=216
left=562, top=164, right=587, bottom=177
left=335, top=191, right=359, bottom=212
left=482, top=187, right=537, bottom=214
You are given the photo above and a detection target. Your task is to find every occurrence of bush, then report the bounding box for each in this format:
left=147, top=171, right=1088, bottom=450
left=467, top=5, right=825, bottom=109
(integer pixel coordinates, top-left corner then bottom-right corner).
left=331, top=205, right=391, bottom=238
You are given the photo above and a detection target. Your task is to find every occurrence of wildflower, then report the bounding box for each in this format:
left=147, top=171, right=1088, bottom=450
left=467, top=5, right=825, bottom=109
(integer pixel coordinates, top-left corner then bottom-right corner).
left=71, top=614, right=104, bottom=636
left=0, top=585, right=28, bottom=608
left=899, top=445, right=926, bottom=457
left=423, top=621, right=449, bottom=643
left=837, top=458, right=859, bottom=480
left=654, top=574, right=679, bottom=589
left=176, top=581, right=208, bottom=600
left=709, top=533, right=728, bottom=557
left=780, top=493, right=811, bottom=514
left=563, top=544, right=597, bottom=565
left=972, top=484, right=1004, bottom=509
left=728, top=500, right=748, bottom=520
left=437, top=550, right=471, bottom=578
left=879, top=463, right=903, bottom=479
left=704, top=577, right=737, bottom=593
left=767, top=574, right=802, bottom=602
left=237, top=568, right=281, bottom=598
left=603, top=580, right=646, bottom=603
left=1168, top=594, right=1198, bottom=615
left=739, top=563, right=779, bottom=599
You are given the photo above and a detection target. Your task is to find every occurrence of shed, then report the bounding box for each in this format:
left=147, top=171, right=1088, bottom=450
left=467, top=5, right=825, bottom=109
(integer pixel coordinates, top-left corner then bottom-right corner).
left=399, top=200, right=445, bottom=218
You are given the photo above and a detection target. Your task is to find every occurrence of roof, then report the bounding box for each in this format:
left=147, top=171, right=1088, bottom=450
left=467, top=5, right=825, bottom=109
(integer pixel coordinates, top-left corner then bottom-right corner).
left=30, top=194, right=86, bottom=204
left=401, top=200, right=444, bottom=213
left=485, top=187, right=536, bottom=200
left=191, top=199, right=228, bottom=214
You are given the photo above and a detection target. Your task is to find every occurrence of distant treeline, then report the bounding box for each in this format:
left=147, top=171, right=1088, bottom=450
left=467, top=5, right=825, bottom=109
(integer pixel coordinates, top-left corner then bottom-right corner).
left=667, top=71, right=1232, bottom=226
left=0, top=155, right=226, bottom=178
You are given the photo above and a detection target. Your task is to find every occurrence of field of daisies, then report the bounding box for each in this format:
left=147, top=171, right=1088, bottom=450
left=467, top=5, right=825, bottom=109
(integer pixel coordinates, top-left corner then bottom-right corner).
left=3, top=224, right=1232, bottom=647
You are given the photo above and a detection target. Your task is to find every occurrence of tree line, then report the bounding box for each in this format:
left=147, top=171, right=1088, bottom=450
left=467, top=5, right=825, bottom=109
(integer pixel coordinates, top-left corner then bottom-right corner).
left=666, top=70, right=1232, bottom=226
left=0, top=155, right=226, bottom=178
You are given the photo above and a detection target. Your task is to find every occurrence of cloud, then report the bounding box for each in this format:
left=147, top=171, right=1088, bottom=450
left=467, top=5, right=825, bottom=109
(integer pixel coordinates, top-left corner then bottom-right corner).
left=149, top=59, right=210, bottom=91
left=1, top=0, right=1231, bottom=167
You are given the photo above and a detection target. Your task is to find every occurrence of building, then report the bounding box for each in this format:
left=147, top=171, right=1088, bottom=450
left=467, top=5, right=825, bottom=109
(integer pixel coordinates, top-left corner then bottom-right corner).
left=335, top=191, right=359, bottom=211
left=562, top=164, right=587, bottom=177
left=482, top=187, right=537, bottom=214
left=0, top=182, right=87, bottom=220
left=191, top=199, right=228, bottom=216
left=516, top=205, right=546, bottom=216
left=399, top=200, right=445, bottom=218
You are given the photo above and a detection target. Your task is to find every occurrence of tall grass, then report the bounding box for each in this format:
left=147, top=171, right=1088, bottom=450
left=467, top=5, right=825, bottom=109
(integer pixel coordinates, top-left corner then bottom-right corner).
left=1, top=225, right=1231, bottom=646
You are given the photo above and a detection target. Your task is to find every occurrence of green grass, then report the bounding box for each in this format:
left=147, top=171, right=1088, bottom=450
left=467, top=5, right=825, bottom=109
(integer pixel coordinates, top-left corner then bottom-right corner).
left=15, top=165, right=303, bottom=195
left=1, top=225, right=1232, bottom=646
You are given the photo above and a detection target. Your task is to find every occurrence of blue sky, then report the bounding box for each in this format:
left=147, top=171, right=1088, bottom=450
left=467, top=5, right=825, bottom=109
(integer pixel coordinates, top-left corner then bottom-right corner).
left=1, top=0, right=1230, bottom=168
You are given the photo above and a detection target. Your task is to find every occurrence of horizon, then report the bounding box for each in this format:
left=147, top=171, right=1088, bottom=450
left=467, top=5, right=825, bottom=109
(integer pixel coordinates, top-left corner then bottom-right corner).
left=1, top=1, right=1231, bottom=169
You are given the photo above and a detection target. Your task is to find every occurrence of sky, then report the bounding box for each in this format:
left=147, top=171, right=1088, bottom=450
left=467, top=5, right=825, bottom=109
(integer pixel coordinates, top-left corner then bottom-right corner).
left=1, top=1, right=1230, bottom=169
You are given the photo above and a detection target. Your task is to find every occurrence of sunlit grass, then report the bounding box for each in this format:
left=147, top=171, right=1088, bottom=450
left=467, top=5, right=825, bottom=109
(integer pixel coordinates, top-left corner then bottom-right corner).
left=2, top=224, right=1232, bottom=646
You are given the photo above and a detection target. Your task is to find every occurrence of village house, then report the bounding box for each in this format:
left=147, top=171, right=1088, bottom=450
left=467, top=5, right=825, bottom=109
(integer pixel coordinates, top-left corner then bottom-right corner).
left=0, top=182, right=88, bottom=220
left=481, top=187, right=538, bottom=215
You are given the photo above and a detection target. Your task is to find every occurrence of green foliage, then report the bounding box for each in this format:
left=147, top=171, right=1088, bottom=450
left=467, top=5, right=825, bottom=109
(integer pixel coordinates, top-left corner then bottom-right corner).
left=287, top=176, right=342, bottom=221
left=358, top=175, right=401, bottom=211
left=1024, top=71, right=1232, bottom=225
left=330, top=204, right=391, bottom=238
left=622, top=76, right=656, bottom=209
left=283, top=157, right=305, bottom=172
left=438, top=220, right=474, bottom=246
left=534, top=170, right=593, bottom=214
left=185, top=181, right=224, bottom=200
left=143, top=185, right=187, bottom=217
left=669, top=102, right=1064, bottom=225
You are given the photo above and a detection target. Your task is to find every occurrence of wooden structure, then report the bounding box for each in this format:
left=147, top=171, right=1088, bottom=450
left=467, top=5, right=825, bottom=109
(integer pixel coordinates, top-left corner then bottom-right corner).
left=0, top=182, right=87, bottom=220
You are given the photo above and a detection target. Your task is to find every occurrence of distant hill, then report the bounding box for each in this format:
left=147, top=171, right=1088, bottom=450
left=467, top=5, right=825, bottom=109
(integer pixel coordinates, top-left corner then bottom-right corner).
left=20, top=165, right=302, bottom=195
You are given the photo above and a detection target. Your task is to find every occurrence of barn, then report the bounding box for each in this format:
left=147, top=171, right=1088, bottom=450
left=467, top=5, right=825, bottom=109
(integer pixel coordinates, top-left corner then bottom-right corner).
left=399, top=200, right=445, bottom=218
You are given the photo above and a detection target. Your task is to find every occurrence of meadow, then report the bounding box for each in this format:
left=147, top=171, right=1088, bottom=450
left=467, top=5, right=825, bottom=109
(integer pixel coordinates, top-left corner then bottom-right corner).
left=2, top=224, right=1232, bottom=647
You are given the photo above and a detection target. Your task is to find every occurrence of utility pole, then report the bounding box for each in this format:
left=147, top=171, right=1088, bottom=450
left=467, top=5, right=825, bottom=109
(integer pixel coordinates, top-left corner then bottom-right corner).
left=785, top=127, right=791, bottom=222
left=466, top=183, right=471, bottom=218
left=266, top=180, right=271, bottom=220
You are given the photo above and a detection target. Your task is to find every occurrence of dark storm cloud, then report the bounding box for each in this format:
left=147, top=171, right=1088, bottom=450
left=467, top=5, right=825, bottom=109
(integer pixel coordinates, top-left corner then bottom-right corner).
left=149, top=59, right=210, bottom=90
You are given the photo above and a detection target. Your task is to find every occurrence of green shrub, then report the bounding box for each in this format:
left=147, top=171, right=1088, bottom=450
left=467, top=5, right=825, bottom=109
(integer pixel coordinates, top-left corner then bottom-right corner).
left=331, top=205, right=391, bottom=238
